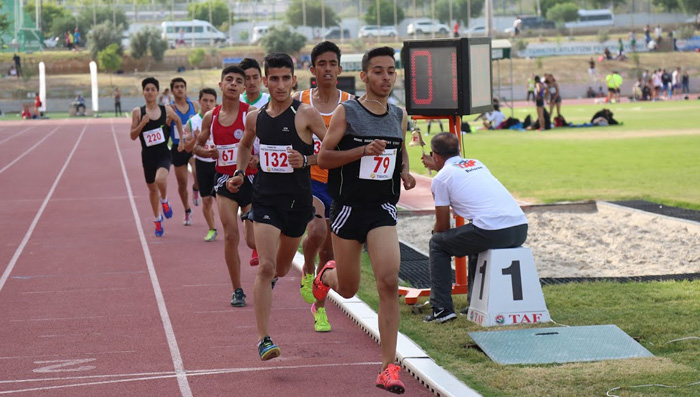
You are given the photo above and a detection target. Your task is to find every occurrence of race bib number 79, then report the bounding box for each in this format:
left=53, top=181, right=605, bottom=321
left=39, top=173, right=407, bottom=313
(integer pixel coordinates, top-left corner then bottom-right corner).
left=143, top=127, right=165, bottom=147
left=359, top=148, right=397, bottom=180
left=260, top=144, right=293, bottom=173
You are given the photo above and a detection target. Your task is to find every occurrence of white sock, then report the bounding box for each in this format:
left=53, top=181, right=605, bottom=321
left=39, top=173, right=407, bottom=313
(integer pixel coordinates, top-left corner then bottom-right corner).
left=160, top=197, right=168, bottom=204
left=155, top=215, right=162, bottom=222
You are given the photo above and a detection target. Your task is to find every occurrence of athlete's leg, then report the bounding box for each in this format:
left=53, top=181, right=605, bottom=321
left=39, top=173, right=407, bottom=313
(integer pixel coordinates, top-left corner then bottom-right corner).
left=154, top=166, right=169, bottom=207
left=313, top=220, right=334, bottom=309
left=321, top=235, right=363, bottom=299
left=189, top=157, right=199, bottom=191
left=302, top=197, right=327, bottom=276
left=174, top=164, right=190, bottom=212
left=253, top=222, right=281, bottom=340
left=202, top=196, right=215, bottom=230
left=276, top=233, right=303, bottom=278
left=241, top=203, right=255, bottom=250
left=217, top=195, right=242, bottom=290
left=147, top=182, right=160, bottom=218
left=366, top=226, right=401, bottom=370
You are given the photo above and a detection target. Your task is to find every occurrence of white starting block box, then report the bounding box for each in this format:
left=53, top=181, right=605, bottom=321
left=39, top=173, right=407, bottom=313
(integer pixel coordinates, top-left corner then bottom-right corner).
left=467, top=247, right=550, bottom=327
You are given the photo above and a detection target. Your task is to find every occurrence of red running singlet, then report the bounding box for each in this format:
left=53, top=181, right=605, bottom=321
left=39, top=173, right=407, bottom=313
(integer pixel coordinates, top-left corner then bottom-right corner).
left=211, top=103, right=257, bottom=176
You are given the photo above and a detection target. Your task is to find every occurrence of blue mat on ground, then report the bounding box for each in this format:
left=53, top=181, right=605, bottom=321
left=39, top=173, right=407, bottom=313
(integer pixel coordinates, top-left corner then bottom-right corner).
left=469, top=324, right=654, bottom=365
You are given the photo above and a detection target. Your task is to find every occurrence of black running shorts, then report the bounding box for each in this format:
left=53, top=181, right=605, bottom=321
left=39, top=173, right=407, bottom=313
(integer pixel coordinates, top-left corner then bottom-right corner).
left=251, top=204, right=314, bottom=238
left=213, top=172, right=254, bottom=207
left=171, top=145, right=192, bottom=167
left=195, top=159, right=216, bottom=198
left=329, top=202, right=398, bottom=243
left=142, top=151, right=171, bottom=184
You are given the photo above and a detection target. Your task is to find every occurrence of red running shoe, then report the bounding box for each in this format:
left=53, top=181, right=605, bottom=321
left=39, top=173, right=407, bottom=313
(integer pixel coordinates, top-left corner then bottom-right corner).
left=312, top=260, right=335, bottom=301
left=250, top=249, right=259, bottom=266
left=375, top=364, right=405, bottom=394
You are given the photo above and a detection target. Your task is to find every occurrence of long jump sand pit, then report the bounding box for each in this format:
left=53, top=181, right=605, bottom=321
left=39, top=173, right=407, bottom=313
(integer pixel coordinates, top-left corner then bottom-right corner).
left=396, top=202, right=700, bottom=278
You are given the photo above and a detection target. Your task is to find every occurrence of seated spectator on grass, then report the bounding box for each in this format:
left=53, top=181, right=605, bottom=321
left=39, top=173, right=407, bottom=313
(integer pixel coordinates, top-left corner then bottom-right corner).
left=482, top=103, right=505, bottom=130
left=420, top=133, right=528, bottom=322
left=604, top=47, right=613, bottom=60
left=632, top=80, right=643, bottom=101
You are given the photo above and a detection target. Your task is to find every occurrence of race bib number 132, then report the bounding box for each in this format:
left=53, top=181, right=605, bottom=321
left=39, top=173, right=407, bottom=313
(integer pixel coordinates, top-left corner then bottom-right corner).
left=260, top=144, right=293, bottom=173
left=359, top=148, right=397, bottom=180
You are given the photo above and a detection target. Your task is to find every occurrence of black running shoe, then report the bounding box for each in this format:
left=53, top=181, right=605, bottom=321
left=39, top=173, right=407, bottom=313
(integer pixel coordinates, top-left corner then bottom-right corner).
left=240, top=210, right=253, bottom=222
left=257, top=336, right=280, bottom=361
left=231, top=288, right=246, bottom=307
left=271, top=277, right=279, bottom=290
left=423, top=308, right=457, bottom=323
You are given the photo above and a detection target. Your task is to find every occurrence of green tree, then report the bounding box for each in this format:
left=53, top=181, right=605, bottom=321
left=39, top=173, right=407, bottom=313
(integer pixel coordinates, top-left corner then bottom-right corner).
left=188, top=0, right=230, bottom=30
left=188, top=48, right=206, bottom=86
left=436, top=0, right=484, bottom=26
left=24, top=3, right=72, bottom=38
left=364, top=0, right=405, bottom=25
left=260, top=25, right=306, bottom=55
left=285, top=0, right=340, bottom=27
left=652, top=0, right=681, bottom=11
left=97, top=43, right=123, bottom=87
left=78, top=7, right=129, bottom=33
left=130, top=26, right=168, bottom=71
left=88, top=21, right=124, bottom=61
left=50, top=15, right=78, bottom=42
left=680, top=0, right=700, bottom=13
left=589, top=0, right=627, bottom=8
left=546, top=2, right=579, bottom=26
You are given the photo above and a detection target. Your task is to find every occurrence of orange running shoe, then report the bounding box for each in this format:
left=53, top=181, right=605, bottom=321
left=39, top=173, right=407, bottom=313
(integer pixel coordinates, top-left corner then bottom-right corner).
left=375, top=364, right=405, bottom=394
left=250, top=249, right=259, bottom=266
left=312, top=260, right=335, bottom=301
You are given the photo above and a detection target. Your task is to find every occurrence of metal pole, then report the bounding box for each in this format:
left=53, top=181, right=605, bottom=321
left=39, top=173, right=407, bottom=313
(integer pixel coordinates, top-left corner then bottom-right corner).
left=412, top=0, right=416, bottom=39
left=449, top=0, right=453, bottom=34
left=376, top=0, right=380, bottom=43
left=430, top=0, right=435, bottom=39
left=93, top=0, right=97, bottom=26
left=322, top=0, right=325, bottom=37
left=393, top=0, right=397, bottom=38
left=302, top=0, right=306, bottom=35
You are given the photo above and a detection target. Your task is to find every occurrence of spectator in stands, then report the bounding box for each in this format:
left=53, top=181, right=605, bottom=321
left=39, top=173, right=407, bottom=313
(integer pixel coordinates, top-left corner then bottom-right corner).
left=586, top=86, right=596, bottom=98
left=420, top=133, right=528, bottom=322
left=644, top=25, right=651, bottom=44
left=655, top=25, right=663, bottom=42
left=588, top=58, right=596, bottom=82
left=73, top=93, right=86, bottom=116
left=629, top=31, right=637, bottom=52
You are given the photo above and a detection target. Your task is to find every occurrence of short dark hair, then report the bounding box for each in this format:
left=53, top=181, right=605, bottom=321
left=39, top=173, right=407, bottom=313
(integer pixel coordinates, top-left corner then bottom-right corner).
left=311, top=41, right=341, bottom=67
left=221, top=65, right=246, bottom=81
left=170, top=77, right=187, bottom=90
left=142, top=77, right=159, bottom=91
left=431, top=132, right=460, bottom=158
left=264, top=53, right=294, bottom=76
left=199, top=87, right=217, bottom=100
left=361, top=46, right=395, bottom=72
left=239, top=57, right=262, bottom=75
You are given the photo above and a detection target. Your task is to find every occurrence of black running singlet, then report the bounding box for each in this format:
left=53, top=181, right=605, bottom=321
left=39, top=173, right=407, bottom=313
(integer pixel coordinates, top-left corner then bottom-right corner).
left=138, top=105, right=171, bottom=156
left=253, top=99, right=314, bottom=209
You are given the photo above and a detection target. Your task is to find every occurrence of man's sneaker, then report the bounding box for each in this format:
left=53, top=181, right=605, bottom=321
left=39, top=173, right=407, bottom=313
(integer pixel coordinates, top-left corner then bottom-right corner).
left=459, top=306, right=470, bottom=315
left=161, top=200, right=173, bottom=219
left=257, top=336, right=280, bottom=361
left=423, top=308, right=457, bottom=323
left=231, top=288, right=246, bottom=307
left=300, top=273, right=315, bottom=304
left=154, top=218, right=164, bottom=237
left=375, top=364, right=405, bottom=394
left=250, top=249, right=259, bottom=266
left=204, top=229, right=217, bottom=242
left=311, top=303, right=331, bottom=332
left=183, top=209, right=192, bottom=226
left=312, top=260, right=336, bottom=301
left=271, top=277, right=279, bottom=290
left=192, top=188, right=201, bottom=206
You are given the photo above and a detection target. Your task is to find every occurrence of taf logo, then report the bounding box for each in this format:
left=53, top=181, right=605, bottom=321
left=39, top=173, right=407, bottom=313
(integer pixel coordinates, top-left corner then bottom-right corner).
left=457, top=159, right=476, bottom=168
left=495, top=315, right=505, bottom=324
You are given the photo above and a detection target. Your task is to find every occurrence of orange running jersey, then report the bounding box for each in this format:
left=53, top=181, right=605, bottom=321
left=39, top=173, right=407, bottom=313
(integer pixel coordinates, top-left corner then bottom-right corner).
left=300, top=88, right=352, bottom=183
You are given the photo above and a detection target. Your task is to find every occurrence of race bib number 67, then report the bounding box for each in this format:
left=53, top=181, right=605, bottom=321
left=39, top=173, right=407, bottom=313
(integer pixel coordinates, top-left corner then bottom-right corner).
left=260, top=144, right=293, bottom=173
left=217, top=143, right=238, bottom=167
left=143, top=127, right=165, bottom=147
left=359, top=148, right=397, bottom=180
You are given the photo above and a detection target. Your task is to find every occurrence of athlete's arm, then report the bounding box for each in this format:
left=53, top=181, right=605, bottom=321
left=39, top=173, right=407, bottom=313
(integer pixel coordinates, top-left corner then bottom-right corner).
left=227, top=110, right=257, bottom=192
left=129, top=108, right=149, bottom=140
left=318, top=104, right=385, bottom=169
left=292, top=91, right=302, bottom=101
left=166, top=107, right=187, bottom=152
left=183, top=119, right=196, bottom=152
left=289, top=104, right=325, bottom=168
left=194, top=110, right=217, bottom=160
left=433, top=206, right=451, bottom=234
left=399, top=109, right=416, bottom=190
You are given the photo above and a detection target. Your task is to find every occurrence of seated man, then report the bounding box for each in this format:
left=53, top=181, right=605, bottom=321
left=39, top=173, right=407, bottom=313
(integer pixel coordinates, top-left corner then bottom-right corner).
left=420, top=133, right=528, bottom=322
left=482, top=103, right=505, bottom=130
left=73, top=93, right=86, bottom=115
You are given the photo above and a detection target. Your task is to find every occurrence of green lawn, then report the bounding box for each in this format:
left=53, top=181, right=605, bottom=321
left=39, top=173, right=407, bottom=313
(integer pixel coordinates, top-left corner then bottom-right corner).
left=407, top=100, right=700, bottom=209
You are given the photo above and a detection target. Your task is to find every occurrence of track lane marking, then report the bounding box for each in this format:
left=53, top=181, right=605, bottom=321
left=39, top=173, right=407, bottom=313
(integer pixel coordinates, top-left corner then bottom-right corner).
left=0, top=120, right=68, bottom=174
left=110, top=122, right=192, bottom=397
left=0, top=124, right=87, bottom=293
left=0, top=126, right=34, bottom=146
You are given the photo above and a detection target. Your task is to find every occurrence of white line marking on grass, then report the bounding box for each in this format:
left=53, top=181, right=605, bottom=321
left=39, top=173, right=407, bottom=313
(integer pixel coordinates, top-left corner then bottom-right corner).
left=0, top=126, right=33, bottom=146
left=110, top=122, right=192, bottom=397
left=0, top=125, right=87, bottom=293
left=0, top=124, right=65, bottom=175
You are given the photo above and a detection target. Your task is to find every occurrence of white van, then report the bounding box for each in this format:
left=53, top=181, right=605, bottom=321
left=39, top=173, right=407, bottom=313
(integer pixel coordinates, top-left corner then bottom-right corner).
left=251, top=26, right=270, bottom=44
left=564, top=9, right=614, bottom=29
left=161, top=20, right=227, bottom=46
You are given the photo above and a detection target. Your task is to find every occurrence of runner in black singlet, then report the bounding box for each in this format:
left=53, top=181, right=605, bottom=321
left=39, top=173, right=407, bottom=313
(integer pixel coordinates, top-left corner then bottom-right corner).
left=228, top=53, right=327, bottom=362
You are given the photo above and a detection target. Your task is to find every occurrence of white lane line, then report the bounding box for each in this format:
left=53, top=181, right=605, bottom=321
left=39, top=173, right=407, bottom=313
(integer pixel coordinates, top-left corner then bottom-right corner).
left=110, top=122, right=192, bottom=397
left=0, top=122, right=66, bottom=175
left=0, top=126, right=34, bottom=146
left=0, top=362, right=382, bottom=394
left=0, top=124, right=87, bottom=293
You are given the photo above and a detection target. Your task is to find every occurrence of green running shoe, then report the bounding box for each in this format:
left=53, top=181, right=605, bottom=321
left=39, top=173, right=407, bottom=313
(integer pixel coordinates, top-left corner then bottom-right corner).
left=311, top=303, right=331, bottom=332
left=204, top=229, right=217, bottom=242
left=300, top=273, right=315, bottom=304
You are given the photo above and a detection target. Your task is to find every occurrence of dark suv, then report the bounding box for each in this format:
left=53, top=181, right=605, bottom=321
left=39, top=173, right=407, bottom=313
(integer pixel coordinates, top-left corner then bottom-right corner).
left=323, top=27, right=351, bottom=39
left=520, top=16, right=555, bottom=30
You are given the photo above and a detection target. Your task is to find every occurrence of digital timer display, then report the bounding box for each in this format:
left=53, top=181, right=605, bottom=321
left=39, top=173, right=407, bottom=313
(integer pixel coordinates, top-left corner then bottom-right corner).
left=402, top=37, right=493, bottom=116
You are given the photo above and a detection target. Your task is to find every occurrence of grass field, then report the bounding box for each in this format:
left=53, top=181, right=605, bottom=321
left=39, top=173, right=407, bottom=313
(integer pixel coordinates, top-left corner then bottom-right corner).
left=407, top=100, right=700, bottom=210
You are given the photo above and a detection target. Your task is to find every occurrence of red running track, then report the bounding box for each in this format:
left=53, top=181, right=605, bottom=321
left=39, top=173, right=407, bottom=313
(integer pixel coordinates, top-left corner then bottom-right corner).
left=0, top=118, right=435, bottom=396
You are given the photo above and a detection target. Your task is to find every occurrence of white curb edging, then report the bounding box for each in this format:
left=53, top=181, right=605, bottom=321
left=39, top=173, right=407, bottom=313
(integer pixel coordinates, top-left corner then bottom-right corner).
left=292, top=253, right=481, bottom=397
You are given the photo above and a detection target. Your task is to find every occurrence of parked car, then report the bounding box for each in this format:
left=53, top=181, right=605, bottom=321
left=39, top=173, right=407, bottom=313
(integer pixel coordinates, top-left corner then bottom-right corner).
left=323, top=27, right=351, bottom=39
left=407, top=20, right=450, bottom=35
left=358, top=25, right=398, bottom=38
left=463, top=25, right=486, bottom=37
left=564, top=9, right=614, bottom=29
left=161, top=20, right=227, bottom=45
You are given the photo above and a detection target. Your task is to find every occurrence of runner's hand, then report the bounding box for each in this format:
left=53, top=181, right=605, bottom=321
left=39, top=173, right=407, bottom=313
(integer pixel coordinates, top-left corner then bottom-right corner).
left=249, top=154, right=259, bottom=169
left=364, top=139, right=387, bottom=156
left=226, top=175, right=243, bottom=193
left=177, top=141, right=185, bottom=152
left=287, top=149, right=305, bottom=168
left=205, top=147, right=218, bottom=160
left=401, top=172, right=416, bottom=190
